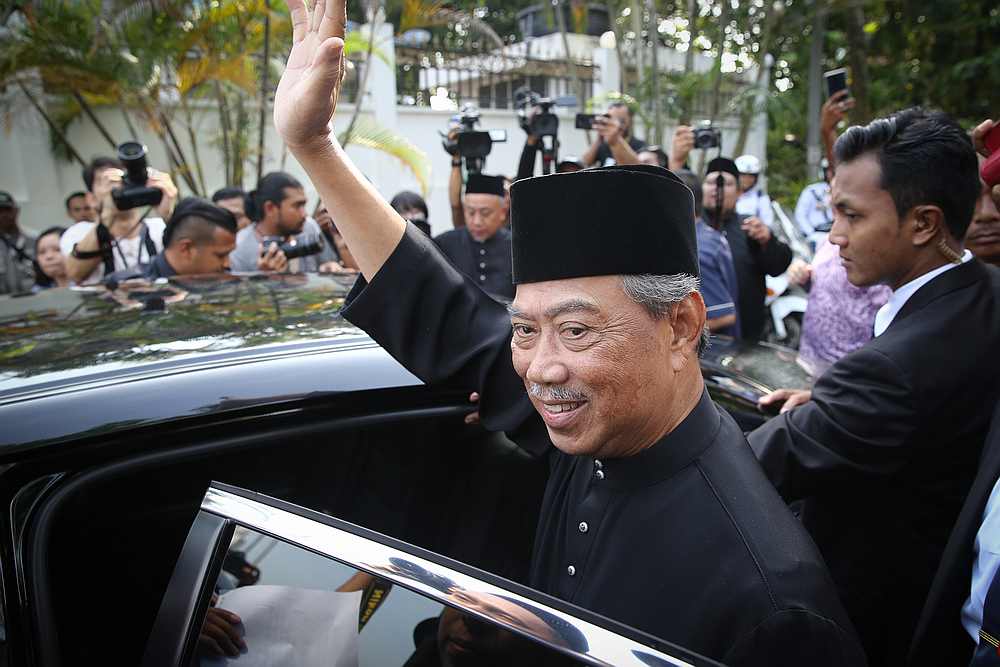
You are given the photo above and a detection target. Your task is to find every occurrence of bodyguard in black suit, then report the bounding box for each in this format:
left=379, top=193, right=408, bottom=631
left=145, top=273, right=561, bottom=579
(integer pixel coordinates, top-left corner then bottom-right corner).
left=749, top=108, right=1000, bottom=665
left=909, top=401, right=1000, bottom=665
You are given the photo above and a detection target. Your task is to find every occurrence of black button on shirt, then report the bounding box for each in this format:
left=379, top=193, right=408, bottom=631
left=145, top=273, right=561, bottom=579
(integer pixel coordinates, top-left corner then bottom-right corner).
left=434, top=227, right=514, bottom=300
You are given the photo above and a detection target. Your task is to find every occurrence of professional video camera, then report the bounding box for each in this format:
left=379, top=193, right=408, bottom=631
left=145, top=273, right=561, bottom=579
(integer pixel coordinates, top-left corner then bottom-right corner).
left=693, top=122, right=722, bottom=150
left=514, top=88, right=577, bottom=174
left=441, top=105, right=507, bottom=175
left=260, top=235, right=323, bottom=260
left=112, top=141, right=164, bottom=211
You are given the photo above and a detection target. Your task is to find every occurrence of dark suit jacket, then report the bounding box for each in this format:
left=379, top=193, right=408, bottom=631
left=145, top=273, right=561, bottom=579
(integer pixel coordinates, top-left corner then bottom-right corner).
left=721, top=213, right=793, bottom=340
left=748, top=259, right=1000, bottom=666
left=908, top=400, right=1000, bottom=666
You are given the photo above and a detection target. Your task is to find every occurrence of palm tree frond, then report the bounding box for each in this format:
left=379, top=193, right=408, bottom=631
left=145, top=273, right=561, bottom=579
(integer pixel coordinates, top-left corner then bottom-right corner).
left=339, top=117, right=431, bottom=196
left=343, top=30, right=390, bottom=65
left=399, top=0, right=505, bottom=49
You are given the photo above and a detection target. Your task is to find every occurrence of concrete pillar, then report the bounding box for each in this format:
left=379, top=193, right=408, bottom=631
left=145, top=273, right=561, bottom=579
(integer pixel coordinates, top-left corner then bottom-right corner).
left=593, top=46, right=621, bottom=99
left=366, top=21, right=398, bottom=130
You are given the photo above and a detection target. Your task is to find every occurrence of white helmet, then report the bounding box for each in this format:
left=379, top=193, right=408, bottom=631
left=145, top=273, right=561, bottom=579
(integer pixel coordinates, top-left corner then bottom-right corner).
left=735, top=154, right=761, bottom=175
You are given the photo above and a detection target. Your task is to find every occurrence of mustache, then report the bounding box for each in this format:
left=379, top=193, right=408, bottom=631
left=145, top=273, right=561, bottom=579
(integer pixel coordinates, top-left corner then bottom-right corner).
left=527, top=383, right=587, bottom=402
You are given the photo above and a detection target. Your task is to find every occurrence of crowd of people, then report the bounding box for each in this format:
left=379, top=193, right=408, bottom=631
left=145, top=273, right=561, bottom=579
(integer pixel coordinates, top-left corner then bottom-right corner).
left=4, top=2, right=1000, bottom=664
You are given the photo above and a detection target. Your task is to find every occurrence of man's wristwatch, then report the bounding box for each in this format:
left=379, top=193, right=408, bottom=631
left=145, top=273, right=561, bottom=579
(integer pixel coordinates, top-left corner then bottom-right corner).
left=451, top=160, right=462, bottom=168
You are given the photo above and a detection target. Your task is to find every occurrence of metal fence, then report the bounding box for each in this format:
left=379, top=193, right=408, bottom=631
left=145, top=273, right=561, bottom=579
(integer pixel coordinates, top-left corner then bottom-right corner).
left=395, top=45, right=597, bottom=110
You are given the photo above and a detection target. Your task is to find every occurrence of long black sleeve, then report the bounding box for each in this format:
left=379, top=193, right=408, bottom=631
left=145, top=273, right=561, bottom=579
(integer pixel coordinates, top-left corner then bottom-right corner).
left=341, top=223, right=547, bottom=455
left=516, top=141, right=538, bottom=181
left=748, top=345, right=918, bottom=500
left=750, top=233, right=793, bottom=277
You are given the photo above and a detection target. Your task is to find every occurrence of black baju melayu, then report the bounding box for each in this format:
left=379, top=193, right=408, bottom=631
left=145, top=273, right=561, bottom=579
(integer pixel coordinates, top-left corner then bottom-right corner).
left=433, top=226, right=514, bottom=301
left=343, top=221, right=866, bottom=667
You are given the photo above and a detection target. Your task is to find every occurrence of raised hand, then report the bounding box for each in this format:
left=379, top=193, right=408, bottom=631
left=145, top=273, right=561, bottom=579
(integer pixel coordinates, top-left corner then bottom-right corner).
left=274, top=0, right=349, bottom=151
left=820, top=90, right=854, bottom=136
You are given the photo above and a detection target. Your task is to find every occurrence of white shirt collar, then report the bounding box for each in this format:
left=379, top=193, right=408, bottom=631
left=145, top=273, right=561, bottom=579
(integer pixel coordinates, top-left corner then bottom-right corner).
left=873, top=250, right=973, bottom=337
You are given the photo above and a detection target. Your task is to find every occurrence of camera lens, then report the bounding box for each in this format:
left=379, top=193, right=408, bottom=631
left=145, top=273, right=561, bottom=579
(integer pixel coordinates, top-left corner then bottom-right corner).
left=117, top=141, right=147, bottom=161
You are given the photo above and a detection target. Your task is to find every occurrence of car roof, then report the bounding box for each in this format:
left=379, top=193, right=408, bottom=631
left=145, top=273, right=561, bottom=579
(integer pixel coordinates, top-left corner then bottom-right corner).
left=0, top=273, right=424, bottom=453
left=0, top=273, right=367, bottom=395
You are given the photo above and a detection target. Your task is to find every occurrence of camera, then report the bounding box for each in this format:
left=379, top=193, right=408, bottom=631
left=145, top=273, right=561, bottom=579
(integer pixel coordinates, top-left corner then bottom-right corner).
left=112, top=141, right=163, bottom=211
left=515, top=89, right=576, bottom=173
left=516, top=89, right=576, bottom=139
left=693, top=125, right=722, bottom=150
left=260, top=236, right=323, bottom=260
left=441, top=105, right=507, bottom=175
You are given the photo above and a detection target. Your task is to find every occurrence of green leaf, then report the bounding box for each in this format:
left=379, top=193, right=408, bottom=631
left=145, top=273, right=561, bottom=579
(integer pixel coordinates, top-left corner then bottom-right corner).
left=339, top=117, right=432, bottom=196
left=863, top=21, right=879, bottom=34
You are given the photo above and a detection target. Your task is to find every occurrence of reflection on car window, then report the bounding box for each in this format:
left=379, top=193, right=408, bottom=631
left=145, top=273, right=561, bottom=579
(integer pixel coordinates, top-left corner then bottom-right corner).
left=194, top=527, right=583, bottom=667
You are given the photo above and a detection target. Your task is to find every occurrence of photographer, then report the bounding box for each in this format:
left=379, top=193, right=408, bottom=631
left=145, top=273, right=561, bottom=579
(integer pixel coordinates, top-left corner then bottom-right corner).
left=701, top=157, right=793, bottom=341
left=447, top=139, right=466, bottom=228
left=515, top=105, right=582, bottom=179
left=229, top=171, right=339, bottom=273
left=637, top=146, right=669, bottom=168
left=580, top=101, right=645, bottom=167
left=61, top=155, right=177, bottom=284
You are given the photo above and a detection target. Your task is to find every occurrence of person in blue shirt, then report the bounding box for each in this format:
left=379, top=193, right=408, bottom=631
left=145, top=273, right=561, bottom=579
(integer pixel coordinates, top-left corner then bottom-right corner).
left=679, top=165, right=741, bottom=339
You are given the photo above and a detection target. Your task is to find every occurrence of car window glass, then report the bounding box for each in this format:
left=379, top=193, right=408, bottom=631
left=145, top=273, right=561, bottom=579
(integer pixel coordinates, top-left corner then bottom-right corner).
left=193, top=526, right=583, bottom=667
left=43, top=411, right=548, bottom=666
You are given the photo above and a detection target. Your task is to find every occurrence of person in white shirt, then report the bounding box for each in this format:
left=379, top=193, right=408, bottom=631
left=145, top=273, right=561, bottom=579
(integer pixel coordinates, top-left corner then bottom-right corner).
left=734, top=154, right=774, bottom=228
left=60, top=156, right=177, bottom=284
left=795, top=159, right=836, bottom=242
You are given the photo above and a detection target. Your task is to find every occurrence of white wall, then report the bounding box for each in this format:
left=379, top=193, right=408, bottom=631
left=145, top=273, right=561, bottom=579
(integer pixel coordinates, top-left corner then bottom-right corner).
left=1, top=31, right=769, bottom=237
left=0, top=98, right=595, bottom=238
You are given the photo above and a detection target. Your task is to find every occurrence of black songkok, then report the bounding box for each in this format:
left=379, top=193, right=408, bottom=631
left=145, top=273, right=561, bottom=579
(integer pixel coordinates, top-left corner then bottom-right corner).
left=705, top=157, right=739, bottom=181
left=510, top=164, right=698, bottom=285
left=465, top=174, right=506, bottom=198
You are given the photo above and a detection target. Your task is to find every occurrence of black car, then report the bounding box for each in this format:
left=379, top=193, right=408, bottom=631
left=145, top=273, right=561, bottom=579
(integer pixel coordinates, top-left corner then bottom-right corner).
left=0, top=274, right=810, bottom=666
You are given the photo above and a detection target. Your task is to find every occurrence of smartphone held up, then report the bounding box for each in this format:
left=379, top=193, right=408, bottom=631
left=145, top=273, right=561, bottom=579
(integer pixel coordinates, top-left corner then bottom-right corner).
left=824, top=68, right=850, bottom=100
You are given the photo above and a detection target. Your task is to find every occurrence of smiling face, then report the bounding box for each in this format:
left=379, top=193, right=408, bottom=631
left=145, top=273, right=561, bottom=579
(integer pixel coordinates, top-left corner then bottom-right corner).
left=829, top=154, right=915, bottom=288
left=509, top=275, right=697, bottom=458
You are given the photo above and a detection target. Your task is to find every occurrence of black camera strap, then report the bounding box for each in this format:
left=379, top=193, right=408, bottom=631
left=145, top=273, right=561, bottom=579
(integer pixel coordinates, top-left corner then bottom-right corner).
left=109, top=207, right=156, bottom=273
left=0, top=233, right=34, bottom=266
left=0, top=233, right=43, bottom=286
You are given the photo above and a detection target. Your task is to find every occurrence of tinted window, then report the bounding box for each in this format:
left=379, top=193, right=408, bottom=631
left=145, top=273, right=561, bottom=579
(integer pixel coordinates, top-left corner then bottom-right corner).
left=38, top=404, right=547, bottom=665
left=194, top=526, right=582, bottom=666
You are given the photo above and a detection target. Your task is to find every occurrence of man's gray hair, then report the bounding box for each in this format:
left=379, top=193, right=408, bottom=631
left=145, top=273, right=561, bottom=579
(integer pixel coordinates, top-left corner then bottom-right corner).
left=621, top=273, right=711, bottom=355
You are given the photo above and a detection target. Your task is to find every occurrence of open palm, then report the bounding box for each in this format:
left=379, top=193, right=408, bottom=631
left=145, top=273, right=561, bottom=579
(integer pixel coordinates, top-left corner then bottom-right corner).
left=274, top=0, right=348, bottom=150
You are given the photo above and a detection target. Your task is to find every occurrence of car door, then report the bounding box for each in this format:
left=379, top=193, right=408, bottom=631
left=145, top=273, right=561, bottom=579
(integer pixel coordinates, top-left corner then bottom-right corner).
left=143, top=482, right=720, bottom=667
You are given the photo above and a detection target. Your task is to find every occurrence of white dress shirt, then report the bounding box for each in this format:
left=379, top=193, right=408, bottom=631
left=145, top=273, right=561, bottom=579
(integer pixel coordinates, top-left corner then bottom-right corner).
left=964, top=479, right=1000, bottom=643
left=872, top=250, right=973, bottom=337
left=735, top=188, right=774, bottom=228
left=795, top=181, right=833, bottom=237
